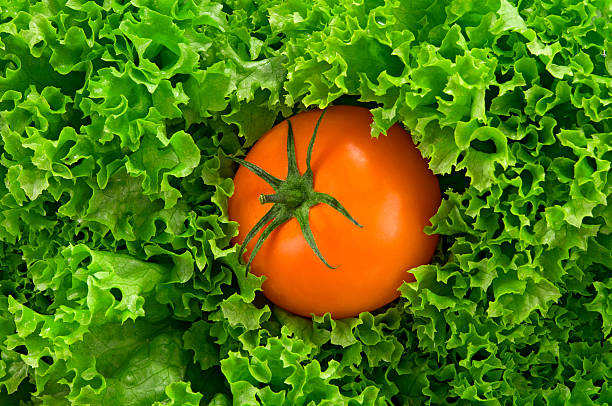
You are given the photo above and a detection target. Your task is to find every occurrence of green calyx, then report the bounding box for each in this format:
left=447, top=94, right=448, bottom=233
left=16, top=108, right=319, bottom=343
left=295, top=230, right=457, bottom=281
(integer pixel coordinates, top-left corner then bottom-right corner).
left=231, top=110, right=363, bottom=270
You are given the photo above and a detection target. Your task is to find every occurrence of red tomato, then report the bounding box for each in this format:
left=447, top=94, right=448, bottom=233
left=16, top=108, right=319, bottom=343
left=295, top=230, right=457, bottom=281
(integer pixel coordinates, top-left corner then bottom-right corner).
left=228, top=105, right=441, bottom=319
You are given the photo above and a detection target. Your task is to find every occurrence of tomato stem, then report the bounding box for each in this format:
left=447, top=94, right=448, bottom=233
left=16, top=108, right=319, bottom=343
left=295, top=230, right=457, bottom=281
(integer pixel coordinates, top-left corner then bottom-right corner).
left=259, top=191, right=303, bottom=207
left=231, top=109, right=363, bottom=270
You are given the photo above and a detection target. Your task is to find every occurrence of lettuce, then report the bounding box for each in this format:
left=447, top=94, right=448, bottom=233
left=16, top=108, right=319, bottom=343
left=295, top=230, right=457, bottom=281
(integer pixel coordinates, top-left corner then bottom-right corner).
left=1, top=0, right=611, bottom=404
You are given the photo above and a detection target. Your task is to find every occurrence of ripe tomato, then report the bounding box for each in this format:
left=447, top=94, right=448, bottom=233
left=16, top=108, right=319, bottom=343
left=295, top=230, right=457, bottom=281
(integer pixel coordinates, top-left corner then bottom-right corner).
left=228, top=105, right=441, bottom=319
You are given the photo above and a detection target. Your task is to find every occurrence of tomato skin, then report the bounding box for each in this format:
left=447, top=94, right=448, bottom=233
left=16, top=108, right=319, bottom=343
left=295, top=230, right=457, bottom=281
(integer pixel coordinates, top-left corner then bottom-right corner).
left=228, top=105, right=441, bottom=319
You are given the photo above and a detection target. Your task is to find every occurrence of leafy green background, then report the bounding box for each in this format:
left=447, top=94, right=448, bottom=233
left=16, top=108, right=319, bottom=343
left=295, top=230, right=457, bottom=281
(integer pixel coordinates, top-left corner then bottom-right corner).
left=1, top=0, right=611, bottom=404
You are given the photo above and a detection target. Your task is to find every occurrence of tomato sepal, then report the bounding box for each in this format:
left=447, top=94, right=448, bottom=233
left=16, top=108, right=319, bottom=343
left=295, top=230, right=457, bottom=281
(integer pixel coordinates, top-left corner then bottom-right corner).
left=230, top=157, right=283, bottom=190
left=230, top=109, right=363, bottom=270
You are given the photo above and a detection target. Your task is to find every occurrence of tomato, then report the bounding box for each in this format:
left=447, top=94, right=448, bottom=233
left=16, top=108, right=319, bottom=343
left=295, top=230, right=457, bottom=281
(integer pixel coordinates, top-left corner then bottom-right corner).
left=228, top=105, right=441, bottom=319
